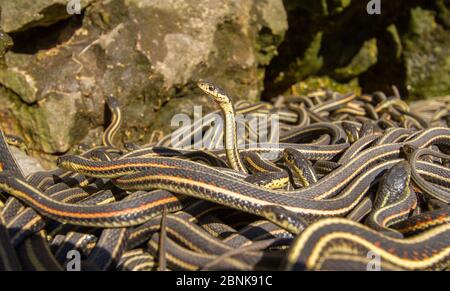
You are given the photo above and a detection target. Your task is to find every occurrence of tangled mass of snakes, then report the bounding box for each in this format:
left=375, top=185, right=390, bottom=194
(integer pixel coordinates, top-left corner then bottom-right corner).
left=0, top=80, right=449, bottom=271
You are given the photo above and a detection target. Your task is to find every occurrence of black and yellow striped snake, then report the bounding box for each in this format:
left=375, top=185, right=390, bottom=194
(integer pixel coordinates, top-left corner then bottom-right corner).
left=0, top=82, right=449, bottom=271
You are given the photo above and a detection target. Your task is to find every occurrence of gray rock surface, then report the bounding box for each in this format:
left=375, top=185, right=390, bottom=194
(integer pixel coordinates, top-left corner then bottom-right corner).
left=0, top=0, right=287, bottom=163
left=0, top=0, right=94, bottom=32
left=10, top=147, right=45, bottom=176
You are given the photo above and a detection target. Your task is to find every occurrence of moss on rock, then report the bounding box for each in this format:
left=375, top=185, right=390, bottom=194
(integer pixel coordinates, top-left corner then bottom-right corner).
left=334, top=38, right=378, bottom=79
left=289, top=76, right=361, bottom=96
left=0, top=0, right=288, bottom=159
left=403, top=7, right=450, bottom=99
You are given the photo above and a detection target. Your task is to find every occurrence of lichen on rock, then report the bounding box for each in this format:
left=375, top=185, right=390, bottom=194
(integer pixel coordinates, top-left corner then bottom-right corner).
left=0, top=0, right=287, bottom=164
left=334, top=38, right=378, bottom=80
left=289, top=76, right=361, bottom=96
left=403, top=7, right=450, bottom=100
left=0, top=0, right=449, bottom=167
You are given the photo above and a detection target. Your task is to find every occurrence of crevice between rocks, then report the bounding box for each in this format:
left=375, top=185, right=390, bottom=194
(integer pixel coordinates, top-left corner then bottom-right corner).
left=261, top=0, right=442, bottom=100
left=9, top=11, right=84, bottom=54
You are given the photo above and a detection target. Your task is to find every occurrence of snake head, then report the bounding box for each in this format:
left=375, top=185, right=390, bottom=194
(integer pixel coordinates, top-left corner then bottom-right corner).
left=384, top=160, right=411, bottom=190
left=359, top=120, right=375, bottom=136
left=197, top=80, right=231, bottom=104
left=374, top=160, right=411, bottom=208
left=282, top=148, right=310, bottom=169
left=282, top=148, right=297, bottom=165
left=282, top=148, right=314, bottom=187
left=342, top=121, right=359, bottom=143
left=260, top=205, right=307, bottom=235
left=105, top=95, right=120, bottom=109
left=56, top=155, right=79, bottom=171
left=124, top=143, right=140, bottom=151
left=402, top=144, right=417, bottom=160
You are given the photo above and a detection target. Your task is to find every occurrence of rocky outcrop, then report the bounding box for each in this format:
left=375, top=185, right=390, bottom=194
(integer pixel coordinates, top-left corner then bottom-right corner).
left=1, top=0, right=449, bottom=168
left=402, top=6, right=450, bottom=100
left=0, top=0, right=94, bottom=32
left=10, top=147, right=45, bottom=175
left=0, top=0, right=287, bottom=165
left=263, top=0, right=450, bottom=100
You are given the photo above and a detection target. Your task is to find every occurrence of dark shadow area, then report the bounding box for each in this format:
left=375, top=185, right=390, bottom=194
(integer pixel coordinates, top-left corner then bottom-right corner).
left=262, top=0, right=435, bottom=100
left=9, top=12, right=84, bottom=54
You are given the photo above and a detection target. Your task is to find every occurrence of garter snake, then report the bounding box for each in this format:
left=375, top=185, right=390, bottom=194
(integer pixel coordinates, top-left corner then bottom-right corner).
left=84, top=227, right=128, bottom=271
left=17, top=230, right=63, bottom=271
left=282, top=148, right=318, bottom=188
left=102, top=96, right=122, bottom=149
left=338, top=133, right=382, bottom=164
left=284, top=218, right=450, bottom=271
left=279, top=122, right=346, bottom=144
left=346, top=196, right=373, bottom=222
left=0, top=129, right=24, bottom=178
left=1, top=81, right=450, bottom=272
left=403, top=145, right=450, bottom=203
left=310, top=93, right=357, bottom=113
left=118, top=249, right=156, bottom=271
left=5, top=134, right=28, bottom=153
left=242, top=152, right=290, bottom=189
left=392, top=208, right=450, bottom=236
left=365, top=161, right=417, bottom=238
left=58, top=127, right=450, bottom=202
left=0, top=214, right=22, bottom=270
left=113, top=159, right=403, bottom=219
left=0, top=173, right=184, bottom=228
left=147, top=233, right=254, bottom=271
left=197, top=80, right=247, bottom=173
left=53, top=231, right=96, bottom=265
left=120, top=142, right=349, bottom=161
left=343, top=121, right=362, bottom=143
left=223, top=219, right=293, bottom=248
left=161, top=102, right=271, bottom=149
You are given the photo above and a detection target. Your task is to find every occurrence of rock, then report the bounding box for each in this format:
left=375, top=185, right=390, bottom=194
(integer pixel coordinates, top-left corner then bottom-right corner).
left=10, top=147, right=45, bottom=176
left=0, top=29, right=13, bottom=63
left=386, top=25, right=403, bottom=60
left=436, top=0, right=450, bottom=29
left=288, top=76, right=361, bottom=96
left=270, top=32, right=324, bottom=93
left=0, top=5, right=13, bottom=67
left=327, top=0, right=352, bottom=15
left=1, top=0, right=449, bottom=167
left=0, top=0, right=287, bottom=159
left=0, top=0, right=94, bottom=33
left=263, top=0, right=450, bottom=99
left=358, top=24, right=406, bottom=95
left=285, top=0, right=328, bottom=16
left=402, top=7, right=450, bottom=100
left=333, top=38, right=378, bottom=80
left=264, top=0, right=383, bottom=97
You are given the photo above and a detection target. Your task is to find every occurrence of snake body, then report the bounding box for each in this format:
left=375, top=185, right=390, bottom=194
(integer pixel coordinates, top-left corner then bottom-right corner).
left=0, top=81, right=449, bottom=271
